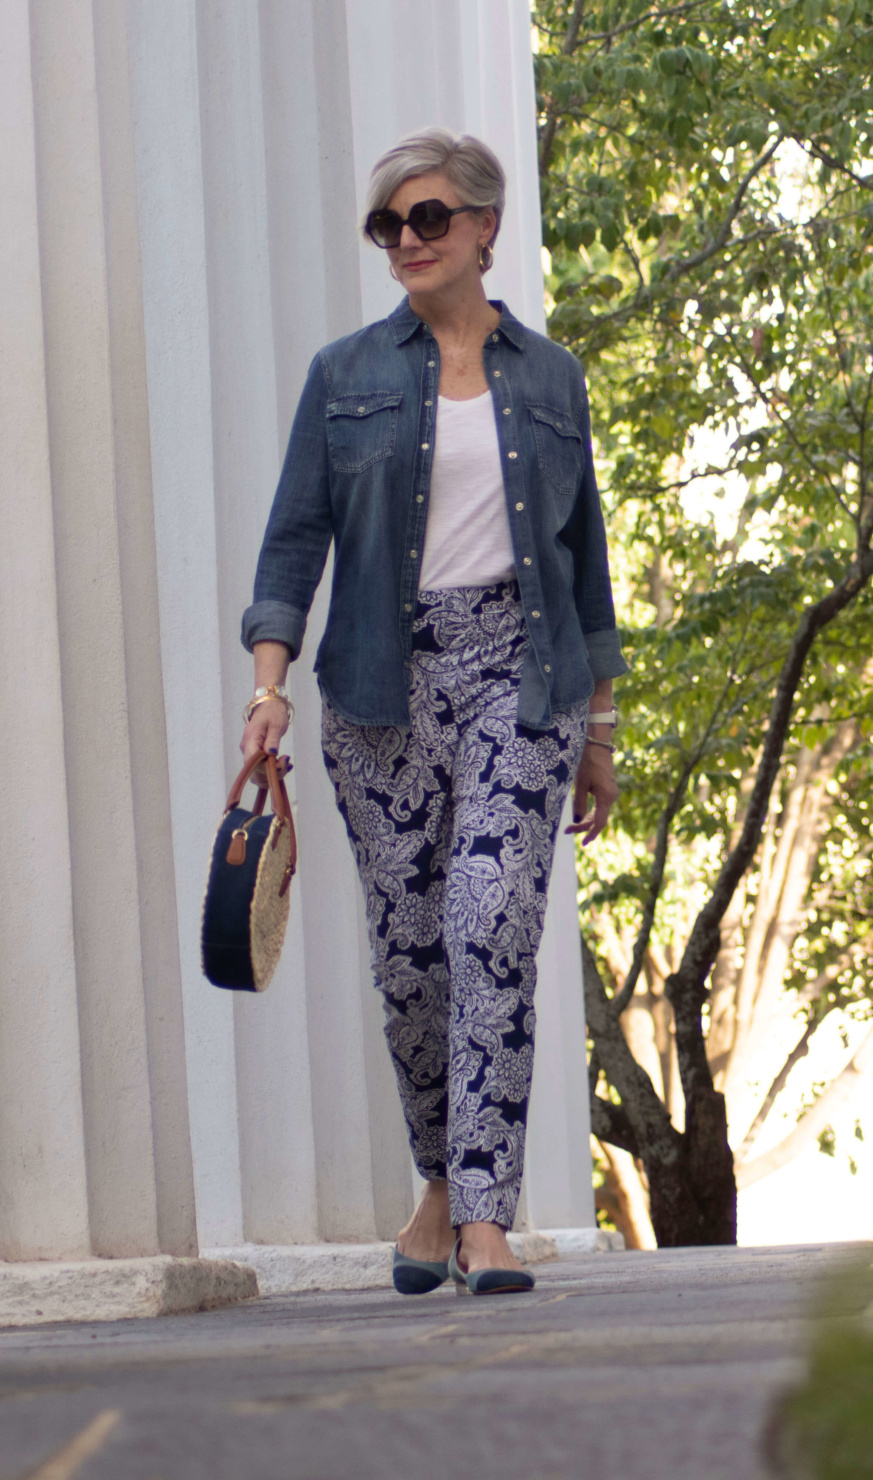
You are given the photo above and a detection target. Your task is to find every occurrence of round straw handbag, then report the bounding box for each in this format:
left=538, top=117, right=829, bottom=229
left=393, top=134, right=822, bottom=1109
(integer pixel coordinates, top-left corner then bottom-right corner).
left=201, top=751, right=297, bottom=992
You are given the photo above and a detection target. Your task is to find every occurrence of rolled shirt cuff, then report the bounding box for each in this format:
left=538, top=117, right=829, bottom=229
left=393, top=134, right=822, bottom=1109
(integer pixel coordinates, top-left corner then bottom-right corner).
left=584, top=627, right=630, bottom=682
left=241, top=599, right=306, bottom=658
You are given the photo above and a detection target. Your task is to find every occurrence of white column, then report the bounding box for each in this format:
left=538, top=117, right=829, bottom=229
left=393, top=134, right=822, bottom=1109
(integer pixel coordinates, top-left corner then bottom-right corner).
left=128, top=0, right=244, bottom=1247
left=92, top=0, right=198, bottom=1256
left=27, top=0, right=195, bottom=1258
left=197, top=0, right=323, bottom=1246
left=0, top=0, right=91, bottom=1262
left=256, top=0, right=413, bottom=1242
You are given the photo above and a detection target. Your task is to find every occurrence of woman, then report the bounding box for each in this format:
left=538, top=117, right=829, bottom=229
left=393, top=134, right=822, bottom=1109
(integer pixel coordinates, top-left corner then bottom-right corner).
left=240, top=128, right=626, bottom=1295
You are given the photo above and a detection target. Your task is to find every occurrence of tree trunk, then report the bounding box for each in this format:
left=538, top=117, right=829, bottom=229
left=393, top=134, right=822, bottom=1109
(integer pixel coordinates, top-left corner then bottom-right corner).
left=597, top=1141, right=658, bottom=1249
left=583, top=935, right=738, bottom=1246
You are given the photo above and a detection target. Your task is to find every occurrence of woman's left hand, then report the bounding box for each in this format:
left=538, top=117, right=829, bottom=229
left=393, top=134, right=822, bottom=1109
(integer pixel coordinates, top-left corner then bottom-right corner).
left=565, top=740, right=619, bottom=846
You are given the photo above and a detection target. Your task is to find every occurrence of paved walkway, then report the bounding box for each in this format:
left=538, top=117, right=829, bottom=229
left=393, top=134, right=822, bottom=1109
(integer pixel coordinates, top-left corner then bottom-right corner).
left=1, top=1243, right=868, bottom=1480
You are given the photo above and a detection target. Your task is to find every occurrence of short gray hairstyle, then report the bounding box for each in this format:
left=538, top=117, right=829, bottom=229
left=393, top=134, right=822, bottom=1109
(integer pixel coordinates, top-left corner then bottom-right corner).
left=363, top=127, right=506, bottom=247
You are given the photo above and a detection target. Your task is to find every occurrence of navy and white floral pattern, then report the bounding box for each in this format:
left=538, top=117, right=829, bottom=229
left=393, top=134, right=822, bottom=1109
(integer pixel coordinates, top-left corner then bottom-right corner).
left=322, top=581, right=587, bottom=1229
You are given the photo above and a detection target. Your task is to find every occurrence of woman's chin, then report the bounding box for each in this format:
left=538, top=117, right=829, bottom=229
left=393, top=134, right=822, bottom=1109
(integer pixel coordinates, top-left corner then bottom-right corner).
left=401, top=267, right=440, bottom=288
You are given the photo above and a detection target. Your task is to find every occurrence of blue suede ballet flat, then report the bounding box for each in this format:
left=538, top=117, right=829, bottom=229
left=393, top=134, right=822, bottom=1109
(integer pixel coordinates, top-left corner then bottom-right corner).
left=448, top=1237, right=536, bottom=1296
left=392, top=1246, right=451, bottom=1295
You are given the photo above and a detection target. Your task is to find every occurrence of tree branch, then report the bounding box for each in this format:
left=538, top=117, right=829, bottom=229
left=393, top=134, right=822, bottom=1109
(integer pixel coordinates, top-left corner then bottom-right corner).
left=538, top=0, right=588, bottom=176
left=588, top=1044, right=601, bottom=1096
left=581, top=934, right=684, bottom=1161
left=661, top=138, right=783, bottom=284
left=733, top=1018, right=817, bottom=1163
left=799, top=139, right=873, bottom=191
left=666, top=546, right=873, bottom=1106
left=580, top=0, right=711, bottom=45
left=613, top=662, right=744, bottom=1016
left=735, top=1026, right=873, bottom=1189
left=589, top=1094, right=640, bottom=1157
left=728, top=339, right=856, bottom=522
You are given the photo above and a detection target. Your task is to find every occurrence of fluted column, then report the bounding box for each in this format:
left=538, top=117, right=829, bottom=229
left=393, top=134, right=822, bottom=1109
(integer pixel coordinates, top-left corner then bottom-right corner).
left=0, top=0, right=197, bottom=1261
left=0, top=0, right=91, bottom=1262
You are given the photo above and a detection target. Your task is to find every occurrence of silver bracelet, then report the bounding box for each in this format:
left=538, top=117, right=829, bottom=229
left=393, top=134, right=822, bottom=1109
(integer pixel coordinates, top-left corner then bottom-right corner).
left=585, top=735, right=616, bottom=753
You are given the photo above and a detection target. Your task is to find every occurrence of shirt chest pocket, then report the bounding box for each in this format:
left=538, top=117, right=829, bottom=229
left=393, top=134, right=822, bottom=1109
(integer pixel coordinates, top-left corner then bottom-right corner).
left=326, top=392, right=403, bottom=472
left=528, top=404, right=584, bottom=496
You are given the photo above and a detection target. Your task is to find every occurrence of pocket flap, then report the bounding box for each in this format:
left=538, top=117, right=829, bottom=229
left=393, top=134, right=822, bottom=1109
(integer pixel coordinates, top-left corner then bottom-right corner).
left=327, top=392, right=403, bottom=419
left=528, top=404, right=582, bottom=439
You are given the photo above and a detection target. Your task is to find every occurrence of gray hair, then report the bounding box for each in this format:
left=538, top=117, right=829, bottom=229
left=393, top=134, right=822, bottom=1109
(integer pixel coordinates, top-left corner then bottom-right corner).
left=363, top=127, right=506, bottom=247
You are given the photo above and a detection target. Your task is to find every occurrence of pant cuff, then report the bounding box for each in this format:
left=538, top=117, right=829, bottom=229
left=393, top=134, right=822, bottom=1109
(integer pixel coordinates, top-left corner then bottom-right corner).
left=448, top=1180, right=518, bottom=1231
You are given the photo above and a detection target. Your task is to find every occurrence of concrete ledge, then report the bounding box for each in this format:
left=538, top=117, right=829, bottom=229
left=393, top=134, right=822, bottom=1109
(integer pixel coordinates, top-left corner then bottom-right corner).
left=205, top=1229, right=619, bottom=1296
left=0, top=1256, right=258, bottom=1328
left=540, top=1227, right=626, bottom=1254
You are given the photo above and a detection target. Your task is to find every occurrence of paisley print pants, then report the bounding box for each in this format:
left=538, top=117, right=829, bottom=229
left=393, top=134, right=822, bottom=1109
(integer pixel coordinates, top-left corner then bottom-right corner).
left=321, top=581, right=587, bottom=1229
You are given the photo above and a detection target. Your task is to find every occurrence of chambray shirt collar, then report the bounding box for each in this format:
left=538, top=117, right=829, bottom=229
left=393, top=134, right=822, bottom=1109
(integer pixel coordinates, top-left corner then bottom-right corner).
left=388, top=297, right=526, bottom=350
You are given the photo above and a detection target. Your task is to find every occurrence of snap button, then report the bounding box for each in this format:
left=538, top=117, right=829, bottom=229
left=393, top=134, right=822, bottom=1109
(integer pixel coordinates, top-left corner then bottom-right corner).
left=493, top=370, right=501, bottom=377
left=404, top=603, right=412, bottom=613
left=425, top=399, right=433, bottom=406
left=416, top=494, right=424, bottom=503
left=421, top=443, right=429, bottom=450
left=410, top=549, right=418, bottom=558
left=357, top=405, right=366, bottom=413
left=492, top=333, right=498, bottom=341
left=515, top=501, right=524, bottom=511
left=544, top=664, right=551, bottom=673
left=508, top=451, right=518, bottom=459
left=532, top=609, right=540, bottom=618
left=427, top=360, right=435, bottom=367
left=523, top=557, right=532, bottom=566
left=503, top=407, right=511, bottom=415
left=556, top=422, right=562, bottom=430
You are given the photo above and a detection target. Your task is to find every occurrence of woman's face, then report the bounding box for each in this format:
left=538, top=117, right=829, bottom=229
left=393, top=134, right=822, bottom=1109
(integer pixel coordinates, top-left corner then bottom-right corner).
left=385, top=170, right=495, bottom=298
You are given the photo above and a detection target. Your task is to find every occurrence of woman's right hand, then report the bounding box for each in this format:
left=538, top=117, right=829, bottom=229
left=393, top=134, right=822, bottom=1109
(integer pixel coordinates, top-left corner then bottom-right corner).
left=240, top=698, right=293, bottom=786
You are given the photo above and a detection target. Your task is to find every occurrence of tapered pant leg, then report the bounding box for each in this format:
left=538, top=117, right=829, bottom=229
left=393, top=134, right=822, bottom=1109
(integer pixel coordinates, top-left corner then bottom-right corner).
left=321, top=698, right=456, bottom=1180
left=442, top=699, right=586, bottom=1229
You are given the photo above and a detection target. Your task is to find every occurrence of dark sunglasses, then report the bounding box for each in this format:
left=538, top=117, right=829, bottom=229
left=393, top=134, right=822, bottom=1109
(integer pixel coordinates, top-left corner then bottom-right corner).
left=365, top=198, right=479, bottom=249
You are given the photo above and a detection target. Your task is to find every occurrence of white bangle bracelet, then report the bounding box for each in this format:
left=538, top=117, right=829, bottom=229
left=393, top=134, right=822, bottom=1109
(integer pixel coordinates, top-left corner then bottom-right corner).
left=589, top=707, right=618, bottom=727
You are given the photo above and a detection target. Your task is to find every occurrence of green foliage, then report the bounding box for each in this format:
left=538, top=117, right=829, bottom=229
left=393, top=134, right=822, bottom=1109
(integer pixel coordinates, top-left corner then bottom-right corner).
left=535, top=1, right=873, bottom=1130
left=770, top=1264, right=873, bottom=1479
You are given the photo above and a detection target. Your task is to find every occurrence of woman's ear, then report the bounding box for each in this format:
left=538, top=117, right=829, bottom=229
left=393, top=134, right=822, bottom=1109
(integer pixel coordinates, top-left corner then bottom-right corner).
left=478, top=206, right=497, bottom=246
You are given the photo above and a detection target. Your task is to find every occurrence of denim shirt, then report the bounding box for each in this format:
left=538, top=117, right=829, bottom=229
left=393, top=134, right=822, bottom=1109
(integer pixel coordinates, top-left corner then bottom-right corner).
left=242, top=298, right=627, bottom=729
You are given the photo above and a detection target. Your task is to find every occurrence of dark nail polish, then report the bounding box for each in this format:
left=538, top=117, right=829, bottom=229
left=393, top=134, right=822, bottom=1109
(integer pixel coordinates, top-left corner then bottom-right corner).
left=268, top=747, right=278, bottom=755
left=573, top=812, right=582, bottom=824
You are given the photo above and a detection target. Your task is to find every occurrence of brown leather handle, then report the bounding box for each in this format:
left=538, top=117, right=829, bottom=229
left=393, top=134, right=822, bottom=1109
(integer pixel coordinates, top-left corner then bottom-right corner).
left=225, top=751, right=290, bottom=826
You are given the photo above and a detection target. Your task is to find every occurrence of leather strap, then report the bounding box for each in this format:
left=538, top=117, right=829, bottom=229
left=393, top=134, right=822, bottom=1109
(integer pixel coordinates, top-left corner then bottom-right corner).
left=225, top=751, right=290, bottom=828
left=224, top=753, right=297, bottom=880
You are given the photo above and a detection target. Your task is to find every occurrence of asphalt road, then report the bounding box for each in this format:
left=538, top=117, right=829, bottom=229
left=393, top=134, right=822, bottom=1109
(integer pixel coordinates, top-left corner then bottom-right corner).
left=2, top=1243, right=868, bottom=1480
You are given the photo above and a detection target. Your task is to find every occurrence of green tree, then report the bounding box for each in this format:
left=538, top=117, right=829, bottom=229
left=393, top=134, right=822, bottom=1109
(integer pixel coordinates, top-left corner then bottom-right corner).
left=534, top=0, right=873, bottom=1245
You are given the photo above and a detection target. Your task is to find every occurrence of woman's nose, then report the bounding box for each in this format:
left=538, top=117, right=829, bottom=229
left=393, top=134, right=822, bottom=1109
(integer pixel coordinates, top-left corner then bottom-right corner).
left=399, top=222, right=420, bottom=251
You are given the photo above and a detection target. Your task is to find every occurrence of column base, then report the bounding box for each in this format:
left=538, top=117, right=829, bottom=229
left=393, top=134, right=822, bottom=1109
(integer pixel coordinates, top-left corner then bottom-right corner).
left=205, top=1228, right=621, bottom=1296
left=0, top=1256, right=258, bottom=1328
left=538, top=1227, right=626, bottom=1254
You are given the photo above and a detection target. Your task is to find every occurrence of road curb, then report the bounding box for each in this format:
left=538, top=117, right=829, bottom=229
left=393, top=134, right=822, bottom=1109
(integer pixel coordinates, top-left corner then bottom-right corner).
left=0, top=1256, right=258, bottom=1328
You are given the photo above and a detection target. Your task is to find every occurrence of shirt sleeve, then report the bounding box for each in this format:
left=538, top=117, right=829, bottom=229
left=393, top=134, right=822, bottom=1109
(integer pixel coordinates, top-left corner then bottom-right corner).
left=560, top=365, right=629, bottom=682
left=241, top=353, right=333, bottom=657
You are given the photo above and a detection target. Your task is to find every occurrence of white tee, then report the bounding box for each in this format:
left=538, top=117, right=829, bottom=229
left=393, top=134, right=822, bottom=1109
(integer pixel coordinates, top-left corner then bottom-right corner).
left=418, top=391, right=516, bottom=591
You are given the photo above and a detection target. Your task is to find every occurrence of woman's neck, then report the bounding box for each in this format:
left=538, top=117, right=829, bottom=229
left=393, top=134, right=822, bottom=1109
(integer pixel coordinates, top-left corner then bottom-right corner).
left=407, top=281, right=500, bottom=346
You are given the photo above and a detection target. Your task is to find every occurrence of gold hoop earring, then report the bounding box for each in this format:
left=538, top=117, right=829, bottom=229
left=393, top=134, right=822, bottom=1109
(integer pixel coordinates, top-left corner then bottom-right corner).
left=478, top=243, right=494, bottom=273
